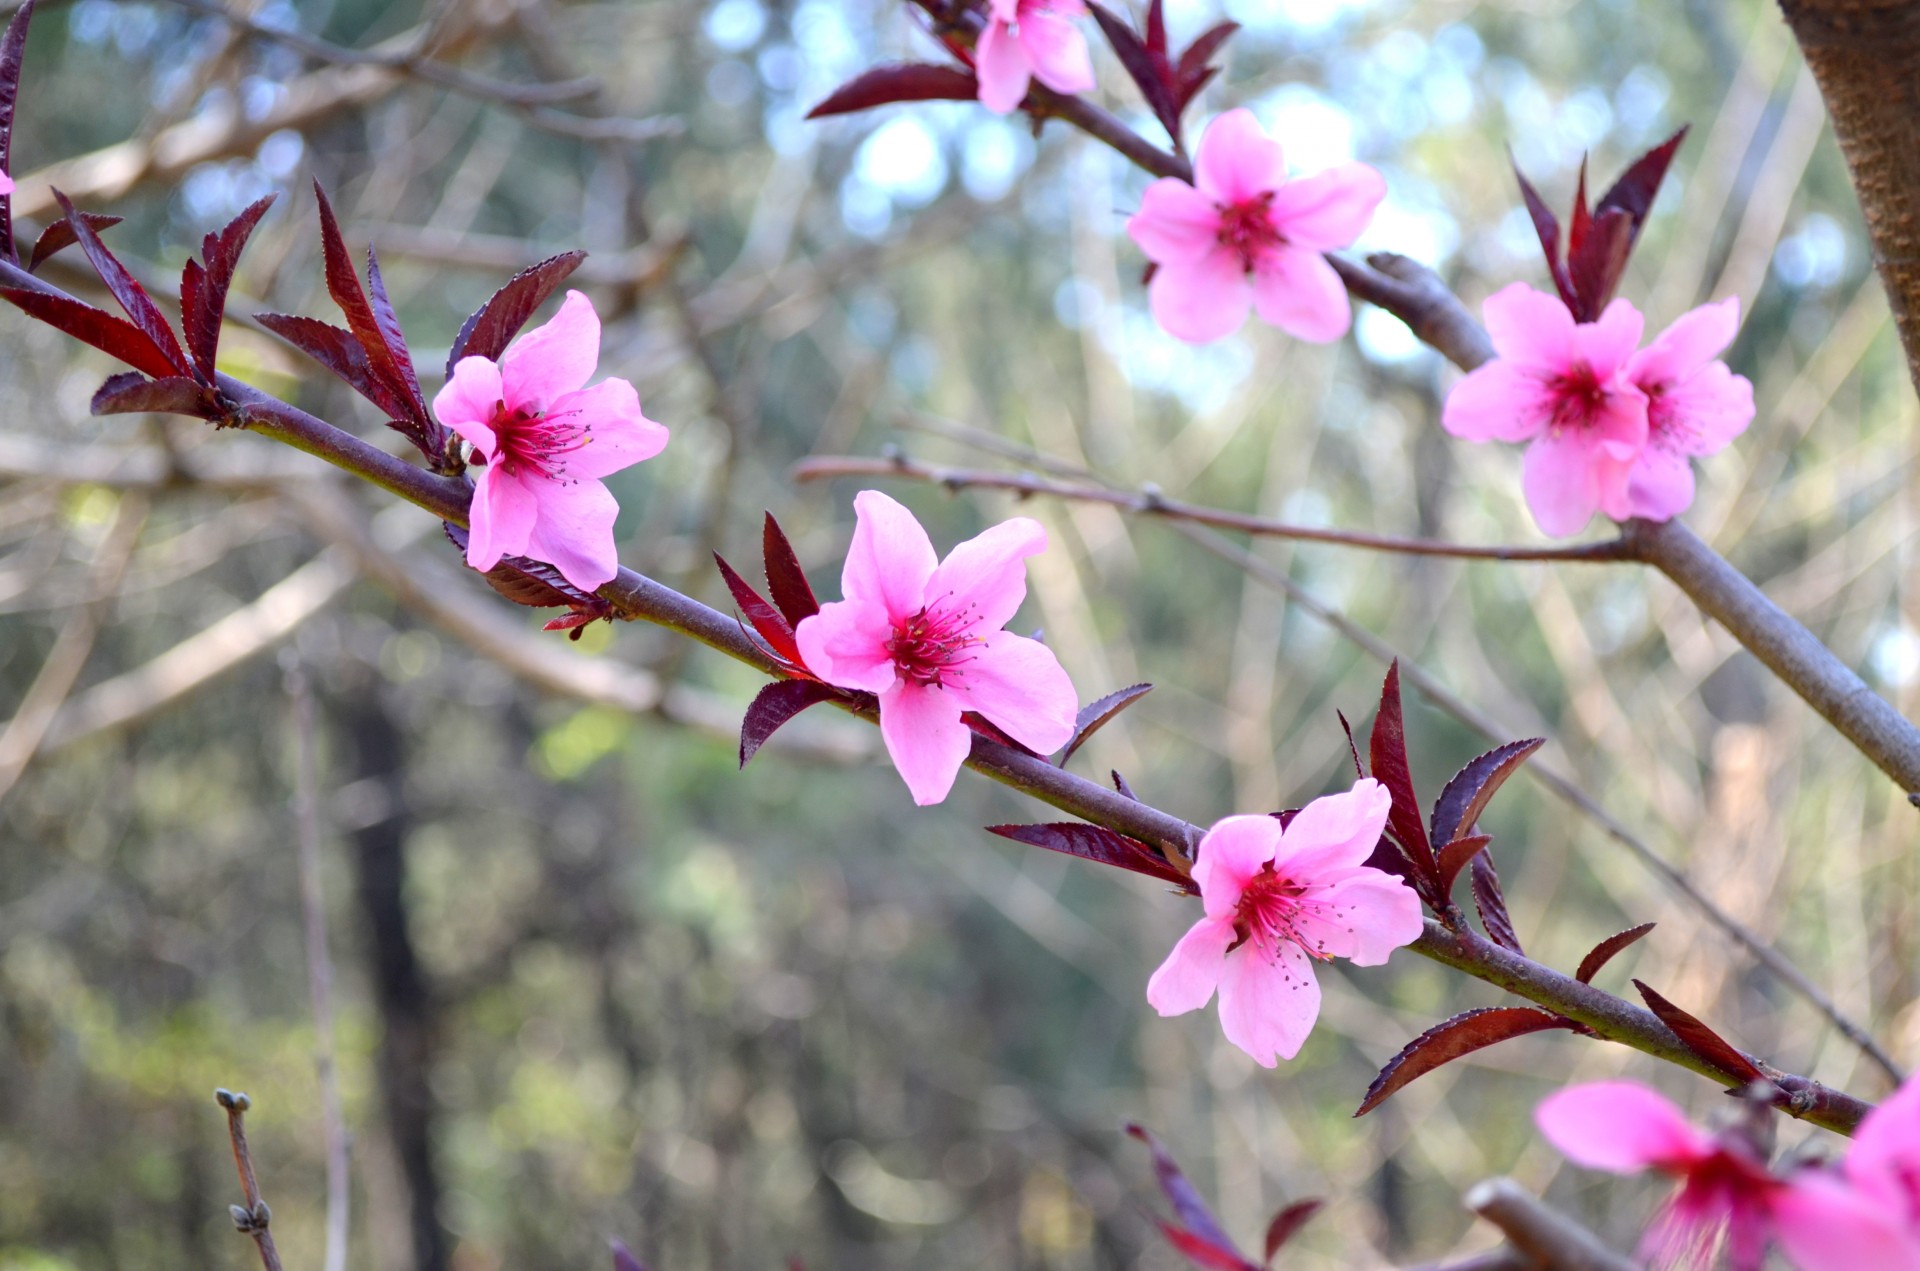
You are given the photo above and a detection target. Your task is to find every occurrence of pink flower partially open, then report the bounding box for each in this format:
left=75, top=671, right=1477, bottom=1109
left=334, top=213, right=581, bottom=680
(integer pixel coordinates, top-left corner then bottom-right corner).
left=974, top=0, right=1096, bottom=115
left=1146, top=780, right=1423, bottom=1066
left=434, top=290, right=669, bottom=593
left=794, top=490, right=1078, bottom=806
left=1771, top=1075, right=1920, bottom=1271
left=1441, top=283, right=1650, bottom=537
left=1125, top=109, right=1385, bottom=345
left=1621, top=297, right=1754, bottom=521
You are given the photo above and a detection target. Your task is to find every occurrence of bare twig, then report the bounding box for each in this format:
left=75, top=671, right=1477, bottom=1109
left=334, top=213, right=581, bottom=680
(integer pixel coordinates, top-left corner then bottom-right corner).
left=215, top=1088, right=286, bottom=1271
left=1464, top=1178, right=1638, bottom=1271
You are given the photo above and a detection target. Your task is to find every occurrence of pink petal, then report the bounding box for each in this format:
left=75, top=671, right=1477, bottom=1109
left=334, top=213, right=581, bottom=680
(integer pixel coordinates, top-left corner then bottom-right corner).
left=925, top=515, right=1047, bottom=635
left=1629, top=297, right=1740, bottom=389
left=525, top=477, right=621, bottom=591
left=1572, top=296, right=1646, bottom=378
left=1268, top=162, right=1387, bottom=251
left=986, top=0, right=1020, bottom=19
left=1652, top=361, right=1754, bottom=457
left=1273, top=778, right=1392, bottom=877
left=1192, top=815, right=1281, bottom=920
left=1193, top=108, right=1286, bottom=206
left=1534, top=1081, right=1713, bottom=1174
left=794, top=600, right=898, bottom=693
left=944, top=629, right=1077, bottom=754
left=1481, top=283, right=1578, bottom=368
left=501, top=290, right=600, bottom=410
left=1128, top=179, right=1223, bottom=267
left=1772, top=1172, right=1920, bottom=1271
left=974, top=19, right=1032, bottom=115
left=1146, top=916, right=1235, bottom=1016
left=1148, top=245, right=1253, bottom=344
left=877, top=678, right=972, bottom=805
left=1522, top=429, right=1611, bottom=538
left=0, top=170, right=13, bottom=196
left=1441, top=360, right=1553, bottom=444
left=436, top=355, right=505, bottom=456
left=546, top=379, right=670, bottom=481
left=843, top=490, right=938, bottom=627
left=1018, top=9, right=1094, bottom=95
left=465, top=467, right=538, bottom=572
left=1249, top=245, right=1352, bottom=343
left=1590, top=384, right=1651, bottom=461
left=1846, top=1073, right=1920, bottom=1219
left=1625, top=444, right=1697, bottom=522
left=1292, top=870, right=1424, bottom=965
left=1216, top=941, right=1320, bottom=1066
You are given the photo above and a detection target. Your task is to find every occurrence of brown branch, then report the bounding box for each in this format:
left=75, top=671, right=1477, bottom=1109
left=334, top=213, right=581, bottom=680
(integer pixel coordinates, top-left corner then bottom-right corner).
left=790, top=452, right=1635, bottom=563
left=215, top=1088, right=286, bottom=1271
left=1463, top=1178, right=1637, bottom=1271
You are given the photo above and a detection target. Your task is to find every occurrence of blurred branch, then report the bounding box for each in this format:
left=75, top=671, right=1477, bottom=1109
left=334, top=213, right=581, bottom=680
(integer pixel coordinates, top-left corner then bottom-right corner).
left=215, top=1089, right=285, bottom=1271
left=1463, top=1178, right=1637, bottom=1271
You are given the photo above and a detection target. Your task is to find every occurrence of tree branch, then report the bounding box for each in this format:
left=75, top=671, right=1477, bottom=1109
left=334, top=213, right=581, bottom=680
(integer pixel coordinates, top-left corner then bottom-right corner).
left=1463, top=1178, right=1637, bottom=1271
left=215, top=1089, right=285, bottom=1271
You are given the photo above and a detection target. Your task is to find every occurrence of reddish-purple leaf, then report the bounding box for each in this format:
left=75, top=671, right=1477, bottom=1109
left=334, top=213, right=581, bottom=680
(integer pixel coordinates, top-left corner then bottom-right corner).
left=445, top=522, right=614, bottom=616
left=363, top=246, right=427, bottom=420
left=1127, top=1125, right=1247, bottom=1261
left=1057, top=682, right=1152, bottom=766
left=1145, top=0, right=1167, bottom=55
left=762, top=512, right=820, bottom=628
left=1368, top=662, right=1433, bottom=887
left=1575, top=922, right=1655, bottom=984
left=1567, top=206, right=1634, bottom=318
left=1174, top=21, right=1237, bottom=115
left=1566, top=159, right=1593, bottom=264
left=1513, top=163, right=1575, bottom=313
left=1335, top=710, right=1364, bottom=780
left=0, top=0, right=36, bottom=264
left=1429, top=737, right=1544, bottom=848
left=992, top=824, right=1193, bottom=891
left=52, top=190, right=188, bottom=374
left=255, top=311, right=410, bottom=420
left=1159, top=1223, right=1257, bottom=1271
left=1175, top=65, right=1220, bottom=118
left=1633, top=981, right=1766, bottom=1085
left=1262, top=1199, right=1322, bottom=1265
left=964, top=709, right=1036, bottom=754
left=447, top=250, right=586, bottom=374
left=1113, top=770, right=1138, bottom=800
left=2, top=288, right=185, bottom=379
left=714, top=551, right=802, bottom=665
left=542, top=611, right=602, bottom=639
left=1470, top=852, right=1522, bottom=954
left=312, top=183, right=422, bottom=433
left=26, top=212, right=122, bottom=274
left=90, top=371, right=216, bottom=417
left=806, top=64, right=980, bottom=119
left=610, top=1240, right=649, bottom=1271
left=1596, top=127, right=1687, bottom=225
left=1433, top=833, right=1492, bottom=903
left=182, top=194, right=276, bottom=382
left=741, top=678, right=839, bottom=766
left=1088, top=3, right=1179, bottom=138
left=1356, top=1007, right=1574, bottom=1116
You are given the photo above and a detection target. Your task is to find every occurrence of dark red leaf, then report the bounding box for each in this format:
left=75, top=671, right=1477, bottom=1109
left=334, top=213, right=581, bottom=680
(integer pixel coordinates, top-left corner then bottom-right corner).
left=1175, top=65, right=1220, bottom=119
left=991, top=825, right=1193, bottom=891
left=1368, top=662, right=1433, bottom=887
left=447, top=250, right=586, bottom=374
left=363, top=246, right=426, bottom=418
left=1361, top=834, right=1415, bottom=887
left=312, top=183, right=425, bottom=437
left=1356, top=1007, right=1574, bottom=1116
left=1057, top=682, right=1152, bottom=766
left=1567, top=206, right=1634, bottom=318
left=26, top=212, right=122, bottom=273
left=1127, top=1125, right=1247, bottom=1261
left=90, top=371, right=216, bottom=417
left=2, top=288, right=184, bottom=379
left=964, top=709, right=1036, bottom=754
left=1470, top=852, right=1522, bottom=954
left=1575, top=922, right=1655, bottom=984
left=1088, top=3, right=1179, bottom=138
left=762, top=512, right=820, bottom=627
left=0, top=0, right=37, bottom=264
left=1433, top=833, right=1492, bottom=903
left=255, top=311, right=410, bottom=420
left=542, top=611, right=601, bottom=638
left=714, top=552, right=802, bottom=665
left=52, top=190, right=188, bottom=374
left=445, top=522, right=614, bottom=616
left=1596, top=127, right=1687, bottom=225
left=182, top=194, right=276, bottom=382
left=1429, top=737, right=1544, bottom=848
left=1633, top=981, right=1766, bottom=1085
left=741, top=678, right=839, bottom=766
left=610, top=1240, right=649, bottom=1271
left=1159, top=1223, right=1256, bottom=1271
left=1262, top=1199, right=1322, bottom=1265
left=1566, top=158, right=1592, bottom=264
left=1145, top=0, right=1167, bottom=55
left=1335, top=710, right=1364, bottom=779
left=806, top=64, right=980, bottom=119
left=1174, top=21, right=1237, bottom=115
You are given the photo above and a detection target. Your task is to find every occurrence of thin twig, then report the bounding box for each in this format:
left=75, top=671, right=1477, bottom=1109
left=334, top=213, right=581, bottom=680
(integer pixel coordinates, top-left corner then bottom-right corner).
left=284, top=667, right=349, bottom=1271
left=1464, top=1178, right=1637, bottom=1271
left=215, top=1088, right=286, bottom=1271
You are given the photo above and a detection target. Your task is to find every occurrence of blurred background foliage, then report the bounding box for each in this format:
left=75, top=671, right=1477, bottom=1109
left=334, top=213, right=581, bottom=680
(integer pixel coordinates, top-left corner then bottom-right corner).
left=0, top=0, right=1915, bottom=1267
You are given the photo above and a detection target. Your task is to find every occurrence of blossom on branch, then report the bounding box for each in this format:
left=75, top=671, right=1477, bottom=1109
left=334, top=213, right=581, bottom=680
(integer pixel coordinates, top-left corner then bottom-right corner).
left=794, top=490, right=1078, bottom=806
left=1125, top=108, right=1386, bottom=345
left=1621, top=297, right=1754, bottom=521
left=434, top=290, right=668, bottom=592
left=975, top=0, right=1096, bottom=115
left=1146, top=780, right=1423, bottom=1066
left=1771, top=1074, right=1920, bottom=1271
left=1440, top=283, right=1648, bottom=537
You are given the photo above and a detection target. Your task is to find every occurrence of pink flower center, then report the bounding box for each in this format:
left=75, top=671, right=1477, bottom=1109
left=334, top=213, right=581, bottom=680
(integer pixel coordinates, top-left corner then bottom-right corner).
left=1215, top=193, right=1283, bottom=272
left=886, top=600, right=982, bottom=688
left=1232, top=867, right=1333, bottom=962
left=1547, top=361, right=1612, bottom=434
left=484, top=400, right=589, bottom=481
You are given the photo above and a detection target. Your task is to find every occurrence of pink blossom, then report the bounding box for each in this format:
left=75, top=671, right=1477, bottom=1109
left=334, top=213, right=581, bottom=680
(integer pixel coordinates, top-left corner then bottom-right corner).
left=974, top=0, right=1095, bottom=116
left=793, top=490, right=1078, bottom=806
left=1771, top=1076, right=1920, bottom=1271
left=0, top=169, right=13, bottom=196
left=1537, top=1081, right=1801, bottom=1270
left=1441, top=283, right=1650, bottom=537
left=434, top=290, right=669, bottom=592
left=1125, top=108, right=1386, bottom=345
left=1145, top=779, right=1423, bottom=1066
left=1620, top=297, right=1754, bottom=521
